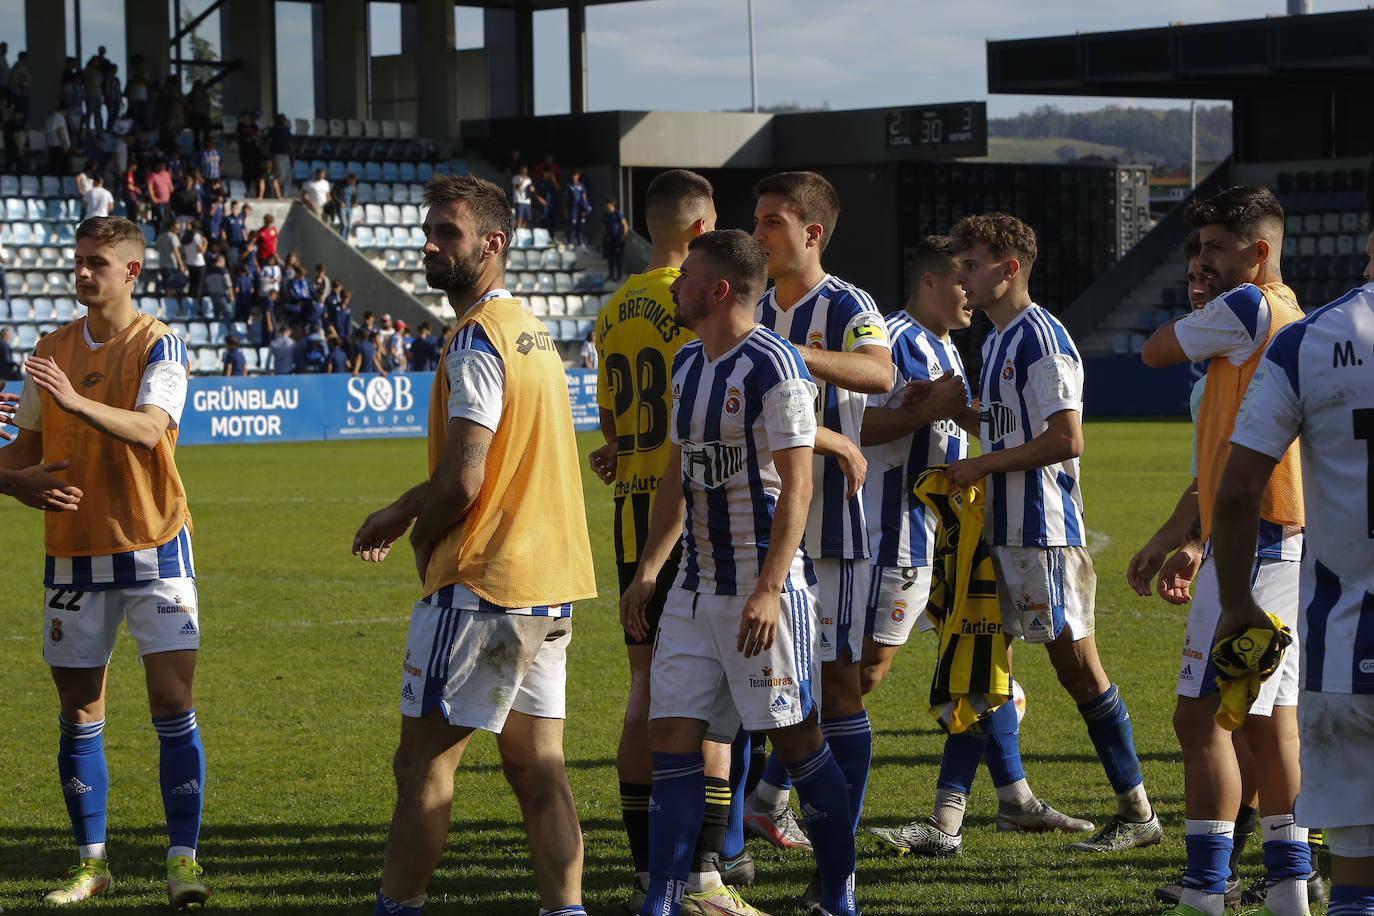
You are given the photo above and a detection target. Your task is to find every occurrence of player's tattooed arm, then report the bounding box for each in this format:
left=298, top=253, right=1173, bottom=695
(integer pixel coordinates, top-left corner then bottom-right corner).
left=409, top=417, right=494, bottom=582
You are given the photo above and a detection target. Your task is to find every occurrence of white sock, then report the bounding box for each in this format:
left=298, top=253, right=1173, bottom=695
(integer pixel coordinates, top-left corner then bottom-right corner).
left=994, top=778, right=1036, bottom=810
left=1115, top=783, right=1151, bottom=821
left=930, top=788, right=967, bottom=834
left=399, top=895, right=426, bottom=908
left=686, top=870, right=721, bottom=894
left=167, top=845, right=196, bottom=862
left=77, top=842, right=107, bottom=860
left=751, top=779, right=789, bottom=811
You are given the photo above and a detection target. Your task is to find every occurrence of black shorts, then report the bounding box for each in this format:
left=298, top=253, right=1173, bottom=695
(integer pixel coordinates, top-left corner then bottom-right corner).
left=618, top=541, right=683, bottom=647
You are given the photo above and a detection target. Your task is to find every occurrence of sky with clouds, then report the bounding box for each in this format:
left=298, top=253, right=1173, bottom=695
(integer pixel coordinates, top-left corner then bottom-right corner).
left=2, top=0, right=1365, bottom=121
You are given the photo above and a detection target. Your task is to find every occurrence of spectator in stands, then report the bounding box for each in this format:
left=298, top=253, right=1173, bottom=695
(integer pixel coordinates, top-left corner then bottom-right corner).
left=532, top=151, right=561, bottom=185
left=311, top=263, right=330, bottom=303
left=325, top=284, right=353, bottom=340
left=377, top=314, right=400, bottom=371
left=257, top=158, right=283, bottom=199
left=326, top=332, right=348, bottom=373
left=602, top=197, right=628, bottom=281
left=205, top=254, right=231, bottom=320
left=390, top=320, right=409, bottom=372
left=222, top=334, right=246, bottom=376
left=360, top=310, right=376, bottom=336
left=170, top=172, right=200, bottom=222
left=267, top=323, right=294, bottom=375
left=293, top=322, right=329, bottom=373
left=0, top=327, right=17, bottom=381
left=408, top=320, right=438, bottom=373
left=337, top=173, right=358, bottom=240
left=102, top=62, right=122, bottom=132
left=81, top=175, right=114, bottom=219
left=580, top=328, right=597, bottom=370
left=505, top=148, right=525, bottom=177
left=301, top=168, right=331, bottom=217
left=200, top=136, right=222, bottom=182
left=237, top=110, right=262, bottom=187
left=258, top=213, right=279, bottom=262
left=0, top=240, right=10, bottom=311
left=9, top=51, right=31, bottom=117
left=155, top=75, right=184, bottom=145
left=283, top=268, right=309, bottom=327
left=60, top=57, right=82, bottom=135
left=204, top=191, right=226, bottom=245
left=259, top=290, right=278, bottom=345
left=147, top=160, right=173, bottom=228
left=181, top=221, right=209, bottom=311
left=511, top=165, right=537, bottom=228
left=188, top=80, right=211, bottom=150
left=125, top=55, right=150, bottom=128
left=232, top=262, right=255, bottom=322
left=80, top=56, right=104, bottom=132
left=45, top=102, right=71, bottom=176
left=156, top=220, right=188, bottom=295
left=535, top=169, right=559, bottom=232
left=3, top=109, right=26, bottom=172
left=226, top=201, right=247, bottom=261
left=0, top=43, right=9, bottom=106
left=566, top=170, right=590, bottom=248
left=349, top=327, right=385, bottom=376
left=121, top=162, right=146, bottom=223
left=257, top=254, right=283, bottom=320
left=268, top=114, right=293, bottom=193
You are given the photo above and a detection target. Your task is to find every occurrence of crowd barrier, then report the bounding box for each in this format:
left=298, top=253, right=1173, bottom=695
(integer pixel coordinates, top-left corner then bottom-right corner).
left=1082, top=357, right=1201, bottom=417
left=176, top=369, right=601, bottom=446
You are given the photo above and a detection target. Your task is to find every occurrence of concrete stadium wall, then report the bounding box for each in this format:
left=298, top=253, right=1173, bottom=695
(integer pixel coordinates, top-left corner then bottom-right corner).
left=617, top=112, right=774, bottom=169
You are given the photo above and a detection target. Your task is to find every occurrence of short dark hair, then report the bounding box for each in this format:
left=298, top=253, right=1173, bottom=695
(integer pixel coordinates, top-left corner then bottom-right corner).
left=950, top=212, right=1038, bottom=270
left=1185, top=185, right=1285, bottom=242
left=688, top=229, right=768, bottom=306
left=1182, top=229, right=1202, bottom=262
left=644, top=169, right=714, bottom=239
left=754, top=170, right=841, bottom=251
left=424, top=173, right=513, bottom=261
left=76, top=216, right=145, bottom=260
left=910, top=235, right=960, bottom=287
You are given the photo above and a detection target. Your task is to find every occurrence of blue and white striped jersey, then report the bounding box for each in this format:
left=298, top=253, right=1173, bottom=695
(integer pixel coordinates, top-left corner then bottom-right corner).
left=977, top=304, right=1086, bottom=547
left=862, top=311, right=969, bottom=567
left=1230, top=283, right=1374, bottom=694
left=670, top=326, right=819, bottom=596
left=756, top=274, right=888, bottom=560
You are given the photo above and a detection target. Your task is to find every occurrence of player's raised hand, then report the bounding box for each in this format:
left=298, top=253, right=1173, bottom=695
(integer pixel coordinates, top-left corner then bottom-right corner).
left=737, top=591, right=779, bottom=657
left=24, top=356, right=83, bottom=413
left=1157, top=545, right=1201, bottom=605
left=619, top=575, right=655, bottom=642
left=8, top=461, right=82, bottom=511
left=588, top=440, right=617, bottom=484
left=352, top=504, right=413, bottom=563
left=1126, top=538, right=1169, bottom=597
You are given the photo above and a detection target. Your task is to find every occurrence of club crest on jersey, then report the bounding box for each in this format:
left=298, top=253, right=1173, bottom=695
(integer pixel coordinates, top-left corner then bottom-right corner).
left=807, top=331, right=825, bottom=349
left=1001, top=359, right=1014, bottom=381
left=981, top=403, right=1019, bottom=443
left=891, top=603, right=905, bottom=623
left=682, top=440, right=746, bottom=489
left=50, top=618, right=63, bottom=642
left=724, top=387, right=742, bottom=416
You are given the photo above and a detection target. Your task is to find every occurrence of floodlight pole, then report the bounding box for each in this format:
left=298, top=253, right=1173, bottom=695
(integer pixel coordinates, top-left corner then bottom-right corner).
left=1189, top=100, right=1197, bottom=189
left=747, top=0, right=758, bottom=113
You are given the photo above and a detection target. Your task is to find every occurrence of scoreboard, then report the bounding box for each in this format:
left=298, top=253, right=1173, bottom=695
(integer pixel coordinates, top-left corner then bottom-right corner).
left=885, top=102, right=987, bottom=159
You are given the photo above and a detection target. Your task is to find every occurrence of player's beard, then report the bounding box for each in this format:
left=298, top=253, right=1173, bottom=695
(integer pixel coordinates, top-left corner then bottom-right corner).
left=425, top=241, right=484, bottom=296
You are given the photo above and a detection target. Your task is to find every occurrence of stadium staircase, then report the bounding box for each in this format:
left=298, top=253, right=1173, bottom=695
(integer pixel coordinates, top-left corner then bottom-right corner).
left=1068, top=156, right=1369, bottom=357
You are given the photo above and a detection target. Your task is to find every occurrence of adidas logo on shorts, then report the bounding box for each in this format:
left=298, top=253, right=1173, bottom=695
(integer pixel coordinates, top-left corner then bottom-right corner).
left=171, top=779, right=201, bottom=795
left=62, top=777, right=92, bottom=796
left=770, top=694, right=790, bottom=711
left=401, top=683, right=416, bottom=702
left=179, top=621, right=198, bottom=636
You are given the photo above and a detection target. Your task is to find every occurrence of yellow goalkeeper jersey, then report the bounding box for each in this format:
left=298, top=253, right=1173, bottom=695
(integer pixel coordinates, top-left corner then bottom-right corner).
left=595, top=268, right=695, bottom=565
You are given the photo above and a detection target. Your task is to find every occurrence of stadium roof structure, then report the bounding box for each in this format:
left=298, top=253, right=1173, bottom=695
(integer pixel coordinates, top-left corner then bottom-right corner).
left=986, top=7, right=1374, bottom=160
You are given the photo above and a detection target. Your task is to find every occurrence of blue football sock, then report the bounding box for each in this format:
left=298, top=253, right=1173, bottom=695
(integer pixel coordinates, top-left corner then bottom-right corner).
left=1182, top=825, right=1234, bottom=895
left=539, top=907, right=587, bottom=916
left=787, top=745, right=856, bottom=916
left=153, top=709, right=205, bottom=851
left=57, top=716, right=109, bottom=848
left=1076, top=684, right=1143, bottom=794
left=1327, top=884, right=1374, bottom=916
left=374, top=891, right=423, bottom=915
left=937, top=722, right=986, bottom=795
left=1262, top=815, right=1311, bottom=882
left=821, top=710, right=872, bottom=834
left=982, top=692, right=1026, bottom=787
left=721, top=729, right=749, bottom=859
left=759, top=749, right=792, bottom=794
left=642, top=751, right=703, bottom=916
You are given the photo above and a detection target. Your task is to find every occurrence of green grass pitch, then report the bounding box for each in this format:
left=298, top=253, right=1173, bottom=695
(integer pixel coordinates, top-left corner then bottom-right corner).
left=0, top=421, right=1323, bottom=914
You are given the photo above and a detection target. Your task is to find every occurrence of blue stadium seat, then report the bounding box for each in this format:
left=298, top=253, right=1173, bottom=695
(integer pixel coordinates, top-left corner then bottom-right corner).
left=0, top=174, right=17, bottom=196
left=9, top=296, right=30, bottom=318
left=229, top=180, right=248, bottom=199
left=44, top=199, right=64, bottom=220
left=416, top=162, right=433, bottom=182
left=53, top=298, right=75, bottom=320
left=345, top=160, right=364, bottom=179
left=31, top=297, right=55, bottom=319
left=40, top=175, right=60, bottom=197
left=15, top=324, right=37, bottom=348
left=382, top=162, right=399, bottom=182
left=373, top=183, right=390, bottom=203
left=26, top=198, right=43, bottom=220
left=61, top=176, right=78, bottom=197
left=399, top=162, right=416, bottom=182
left=364, top=161, right=382, bottom=182
left=356, top=182, right=374, bottom=203
left=382, top=204, right=401, bottom=225
left=374, top=227, right=393, bottom=248
left=451, top=163, right=468, bottom=177
left=54, top=225, right=75, bottom=245
left=364, top=204, right=384, bottom=225
left=293, top=160, right=311, bottom=182
left=328, top=160, right=345, bottom=181
left=353, top=226, right=374, bottom=248
left=19, top=175, right=38, bottom=196
left=12, top=223, right=32, bottom=245
left=4, top=197, right=22, bottom=220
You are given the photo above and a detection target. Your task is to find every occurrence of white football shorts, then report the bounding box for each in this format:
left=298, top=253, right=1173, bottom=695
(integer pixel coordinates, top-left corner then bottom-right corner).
left=990, top=545, right=1096, bottom=644
left=400, top=600, right=570, bottom=732
left=813, top=558, right=871, bottom=663
left=1294, top=690, right=1374, bottom=833
left=42, top=577, right=200, bottom=667
left=865, top=564, right=935, bottom=646
left=1176, top=555, right=1299, bottom=715
left=650, top=585, right=820, bottom=742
